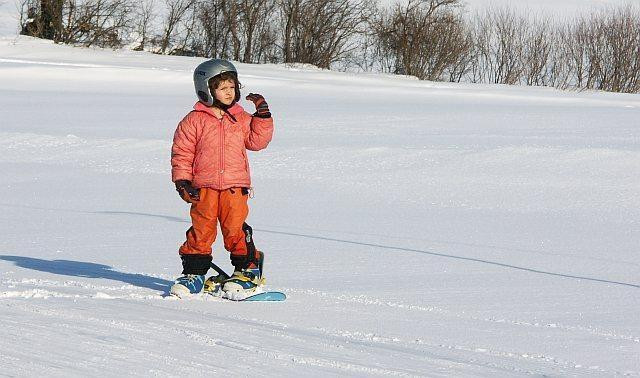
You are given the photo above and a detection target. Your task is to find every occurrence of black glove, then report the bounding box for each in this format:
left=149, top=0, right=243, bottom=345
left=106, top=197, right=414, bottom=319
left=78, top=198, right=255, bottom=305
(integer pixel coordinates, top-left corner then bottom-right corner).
left=175, top=180, right=200, bottom=203
left=246, top=93, right=271, bottom=118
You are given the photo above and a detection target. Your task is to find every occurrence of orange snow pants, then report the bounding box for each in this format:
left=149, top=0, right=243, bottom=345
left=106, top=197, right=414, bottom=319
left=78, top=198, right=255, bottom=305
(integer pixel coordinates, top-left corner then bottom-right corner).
left=179, top=187, right=257, bottom=263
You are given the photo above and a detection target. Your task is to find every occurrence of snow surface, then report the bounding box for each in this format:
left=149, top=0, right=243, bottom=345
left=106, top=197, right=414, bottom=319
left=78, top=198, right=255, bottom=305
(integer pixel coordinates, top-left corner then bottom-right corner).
left=1, top=16, right=640, bottom=378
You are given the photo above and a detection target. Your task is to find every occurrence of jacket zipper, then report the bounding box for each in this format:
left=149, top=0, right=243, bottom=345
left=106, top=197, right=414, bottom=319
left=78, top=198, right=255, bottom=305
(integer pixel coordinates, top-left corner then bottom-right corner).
left=219, top=116, right=225, bottom=187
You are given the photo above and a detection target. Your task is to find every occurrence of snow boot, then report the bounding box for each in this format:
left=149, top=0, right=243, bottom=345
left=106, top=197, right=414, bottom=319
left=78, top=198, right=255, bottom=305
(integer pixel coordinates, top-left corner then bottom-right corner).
left=203, top=274, right=226, bottom=295
left=170, top=274, right=205, bottom=297
left=222, top=264, right=263, bottom=299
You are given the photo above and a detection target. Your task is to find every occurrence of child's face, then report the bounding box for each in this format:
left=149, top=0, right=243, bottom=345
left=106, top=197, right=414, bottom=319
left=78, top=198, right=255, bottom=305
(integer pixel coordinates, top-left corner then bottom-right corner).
left=211, top=79, right=236, bottom=106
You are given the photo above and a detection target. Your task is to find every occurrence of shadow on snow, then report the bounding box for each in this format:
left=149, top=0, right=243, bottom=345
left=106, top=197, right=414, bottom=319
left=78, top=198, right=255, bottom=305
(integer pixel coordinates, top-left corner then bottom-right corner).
left=0, top=255, right=173, bottom=294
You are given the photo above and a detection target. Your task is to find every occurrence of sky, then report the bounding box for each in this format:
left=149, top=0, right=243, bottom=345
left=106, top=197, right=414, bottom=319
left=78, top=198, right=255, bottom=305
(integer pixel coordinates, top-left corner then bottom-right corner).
left=381, top=0, right=638, bottom=16
left=463, top=0, right=638, bottom=16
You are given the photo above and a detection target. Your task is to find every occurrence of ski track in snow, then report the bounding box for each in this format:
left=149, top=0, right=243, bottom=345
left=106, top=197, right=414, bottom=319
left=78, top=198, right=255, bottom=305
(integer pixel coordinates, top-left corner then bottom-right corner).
left=1, top=275, right=637, bottom=376
left=284, top=288, right=640, bottom=343
left=0, top=298, right=546, bottom=377
left=5, top=275, right=639, bottom=343
left=5, top=275, right=637, bottom=347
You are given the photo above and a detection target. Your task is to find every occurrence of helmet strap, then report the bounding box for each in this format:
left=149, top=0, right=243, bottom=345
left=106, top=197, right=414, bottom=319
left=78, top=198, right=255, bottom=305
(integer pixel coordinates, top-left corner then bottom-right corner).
left=222, top=107, right=237, bottom=123
left=208, top=90, right=237, bottom=122
left=208, top=87, right=235, bottom=110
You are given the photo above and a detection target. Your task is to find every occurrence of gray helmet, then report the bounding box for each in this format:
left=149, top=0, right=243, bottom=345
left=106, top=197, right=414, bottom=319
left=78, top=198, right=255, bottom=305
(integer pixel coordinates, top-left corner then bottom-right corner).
left=193, top=58, right=239, bottom=107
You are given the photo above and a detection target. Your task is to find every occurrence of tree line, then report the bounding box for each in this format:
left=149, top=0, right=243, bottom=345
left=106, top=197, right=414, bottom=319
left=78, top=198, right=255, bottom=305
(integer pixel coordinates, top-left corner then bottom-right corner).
left=19, top=0, right=640, bottom=93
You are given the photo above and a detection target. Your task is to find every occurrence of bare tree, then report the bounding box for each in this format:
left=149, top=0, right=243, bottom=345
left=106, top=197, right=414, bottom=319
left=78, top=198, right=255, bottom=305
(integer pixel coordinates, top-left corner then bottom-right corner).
left=221, top=0, right=241, bottom=59
left=522, top=16, right=555, bottom=86
left=445, top=24, right=475, bottom=82
left=371, top=0, right=470, bottom=80
left=238, top=0, right=277, bottom=63
left=133, top=0, right=156, bottom=51
left=559, top=18, right=589, bottom=89
left=277, top=0, right=376, bottom=69
left=158, top=0, right=195, bottom=54
left=472, top=7, right=528, bottom=85
left=20, top=0, right=63, bottom=41
left=599, top=6, right=640, bottom=93
left=56, top=0, right=134, bottom=48
left=190, top=0, right=227, bottom=58
left=20, top=0, right=43, bottom=37
left=278, top=0, right=300, bottom=64
left=182, top=0, right=277, bottom=62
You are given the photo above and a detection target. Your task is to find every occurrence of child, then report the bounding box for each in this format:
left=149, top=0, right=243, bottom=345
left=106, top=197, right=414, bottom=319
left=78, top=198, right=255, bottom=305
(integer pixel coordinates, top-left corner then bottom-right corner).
left=170, top=58, right=274, bottom=298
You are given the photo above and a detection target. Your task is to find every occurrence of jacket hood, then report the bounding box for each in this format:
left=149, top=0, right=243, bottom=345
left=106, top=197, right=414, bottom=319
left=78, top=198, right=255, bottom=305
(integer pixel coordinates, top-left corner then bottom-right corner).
left=193, top=101, right=244, bottom=118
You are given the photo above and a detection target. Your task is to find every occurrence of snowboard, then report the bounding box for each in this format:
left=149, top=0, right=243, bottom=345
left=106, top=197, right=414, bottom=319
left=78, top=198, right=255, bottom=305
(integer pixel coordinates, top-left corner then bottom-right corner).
left=169, top=284, right=286, bottom=301
left=241, top=291, right=286, bottom=301
left=207, top=290, right=286, bottom=302
left=202, top=261, right=286, bottom=302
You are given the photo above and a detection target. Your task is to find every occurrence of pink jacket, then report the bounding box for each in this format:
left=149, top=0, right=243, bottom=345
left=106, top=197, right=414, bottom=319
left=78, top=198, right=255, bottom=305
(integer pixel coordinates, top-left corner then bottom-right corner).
left=171, top=102, right=274, bottom=190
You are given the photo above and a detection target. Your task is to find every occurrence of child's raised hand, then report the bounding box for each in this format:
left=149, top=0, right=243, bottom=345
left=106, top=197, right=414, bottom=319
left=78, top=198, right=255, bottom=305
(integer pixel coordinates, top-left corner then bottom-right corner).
left=246, top=93, right=271, bottom=118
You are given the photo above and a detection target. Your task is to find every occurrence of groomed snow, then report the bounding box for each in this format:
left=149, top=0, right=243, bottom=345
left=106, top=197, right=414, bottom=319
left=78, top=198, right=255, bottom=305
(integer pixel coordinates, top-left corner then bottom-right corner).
left=1, top=17, right=639, bottom=378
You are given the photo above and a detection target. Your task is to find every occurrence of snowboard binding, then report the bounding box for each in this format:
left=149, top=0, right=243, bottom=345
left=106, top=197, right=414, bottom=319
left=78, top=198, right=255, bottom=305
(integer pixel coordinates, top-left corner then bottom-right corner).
left=204, top=251, right=266, bottom=297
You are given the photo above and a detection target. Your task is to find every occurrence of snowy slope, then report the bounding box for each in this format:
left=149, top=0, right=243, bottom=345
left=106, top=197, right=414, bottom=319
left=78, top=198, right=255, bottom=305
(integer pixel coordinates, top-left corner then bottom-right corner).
left=1, top=30, right=640, bottom=378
